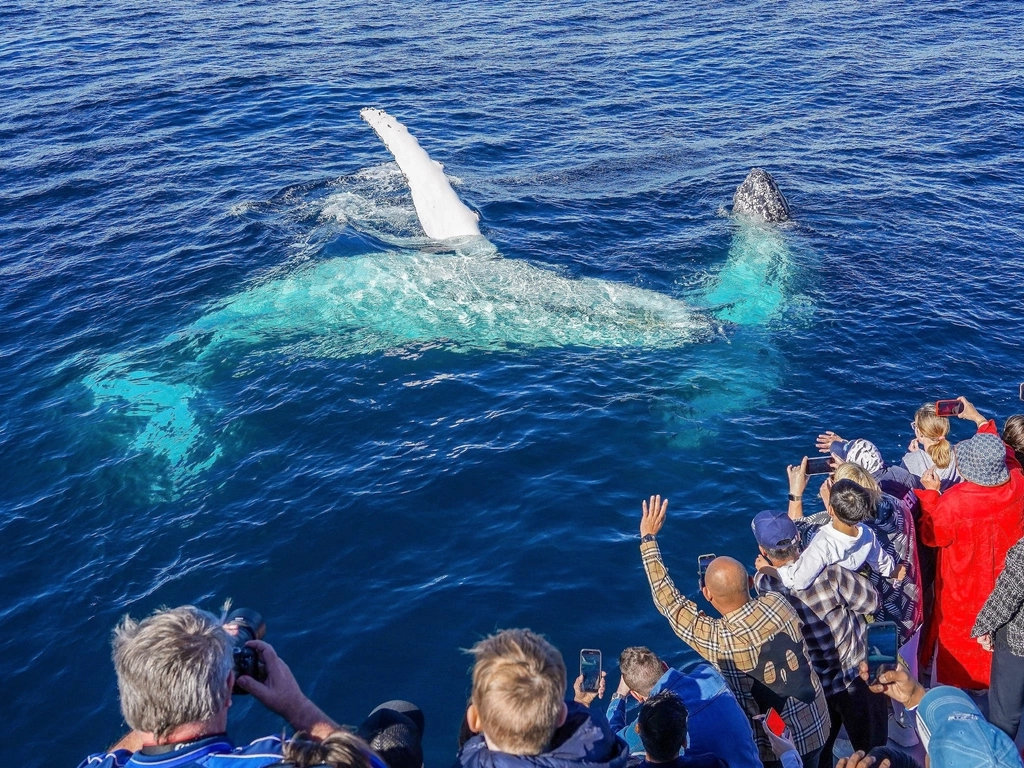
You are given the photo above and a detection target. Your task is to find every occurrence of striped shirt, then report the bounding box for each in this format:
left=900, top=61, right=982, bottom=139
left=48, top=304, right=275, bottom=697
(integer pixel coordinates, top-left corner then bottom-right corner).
left=641, top=539, right=828, bottom=764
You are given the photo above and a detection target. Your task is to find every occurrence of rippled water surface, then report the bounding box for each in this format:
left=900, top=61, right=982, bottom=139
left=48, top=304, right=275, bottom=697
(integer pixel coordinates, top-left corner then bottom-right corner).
left=2, top=2, right=1024, bottom=765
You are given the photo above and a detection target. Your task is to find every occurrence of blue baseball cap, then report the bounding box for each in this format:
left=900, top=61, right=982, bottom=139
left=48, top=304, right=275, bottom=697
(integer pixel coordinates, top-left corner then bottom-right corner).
left=751, top=510, right=799, bottom=549
left=916, top=686, right=1022, bottom=767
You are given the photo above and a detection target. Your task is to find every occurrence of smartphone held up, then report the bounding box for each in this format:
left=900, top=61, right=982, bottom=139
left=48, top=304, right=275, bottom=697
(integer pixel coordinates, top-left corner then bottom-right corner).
left=804, top=456, right=833, bottom=475
left=865, top=621, right=899, bottom=684
left=935, top=399, right=964, bottom=417
left=580, top=649, right=602, bottom=693
left=697, top=553, right=716, bottom=590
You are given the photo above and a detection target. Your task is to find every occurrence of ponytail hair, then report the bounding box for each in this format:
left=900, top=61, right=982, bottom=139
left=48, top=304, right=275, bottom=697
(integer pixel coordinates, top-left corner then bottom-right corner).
left=915, top=403, right=953, bottom=469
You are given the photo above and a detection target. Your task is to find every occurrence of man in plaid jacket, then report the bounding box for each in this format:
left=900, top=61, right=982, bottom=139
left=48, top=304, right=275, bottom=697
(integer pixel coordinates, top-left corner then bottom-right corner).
left=638, top=497, right=828, bottom=768
left=752, top=509, right=887, bottom=767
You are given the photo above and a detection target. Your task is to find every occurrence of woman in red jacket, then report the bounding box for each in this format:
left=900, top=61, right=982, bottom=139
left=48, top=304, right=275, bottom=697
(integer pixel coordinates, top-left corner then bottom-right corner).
left=915, top=397, right=1024, bottom=689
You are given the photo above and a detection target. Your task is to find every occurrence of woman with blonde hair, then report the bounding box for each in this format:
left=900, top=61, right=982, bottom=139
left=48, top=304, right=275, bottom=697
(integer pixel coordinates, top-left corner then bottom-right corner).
left=901, top=403, right=962, bottom=492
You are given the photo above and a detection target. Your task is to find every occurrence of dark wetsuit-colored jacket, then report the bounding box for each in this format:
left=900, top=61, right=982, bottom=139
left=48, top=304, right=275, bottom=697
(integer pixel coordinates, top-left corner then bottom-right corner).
left=456, top=702, right=630, bottom=768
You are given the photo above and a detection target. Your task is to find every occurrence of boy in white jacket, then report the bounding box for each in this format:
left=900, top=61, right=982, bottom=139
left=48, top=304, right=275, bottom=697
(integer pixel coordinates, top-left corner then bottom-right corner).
left=774, top=479, right=903, bottom=591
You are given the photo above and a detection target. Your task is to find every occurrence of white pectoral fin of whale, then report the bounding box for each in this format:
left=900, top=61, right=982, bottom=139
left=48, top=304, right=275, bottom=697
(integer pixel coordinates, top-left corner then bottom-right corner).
left=360, top=108, right=481, bottom=240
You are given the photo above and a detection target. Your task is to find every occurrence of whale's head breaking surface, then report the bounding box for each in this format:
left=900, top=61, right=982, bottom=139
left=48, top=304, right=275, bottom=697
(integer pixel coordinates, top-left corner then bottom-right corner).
left=732, top=168, right=791, bottom=224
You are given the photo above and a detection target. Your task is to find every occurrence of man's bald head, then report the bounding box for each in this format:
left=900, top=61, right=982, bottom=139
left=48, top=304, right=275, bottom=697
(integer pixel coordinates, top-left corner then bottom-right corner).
left=703, top=557, right=750, bottom=613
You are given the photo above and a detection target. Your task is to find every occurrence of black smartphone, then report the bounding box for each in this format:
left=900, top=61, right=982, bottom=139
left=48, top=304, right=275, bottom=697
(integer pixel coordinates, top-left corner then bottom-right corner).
left=866, top=621, right=899, bottom=684
left=580, top=649, right=602, bottom=693
left=935, top=399, right=964, bottom=417
left=805, top=456, right=833, bottom=475
left=698, top=553, right=716, bottom=589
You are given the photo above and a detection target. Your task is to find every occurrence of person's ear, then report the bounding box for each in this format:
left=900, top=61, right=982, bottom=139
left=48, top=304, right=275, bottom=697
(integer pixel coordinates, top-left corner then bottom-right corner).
left=701, top=584, right=712, bottom=603
left=466, top=703, right=483, bottom=734
left=629, top=690, right=644, bottom=703
left=226, top=671, right=235, bottom=708
left=661, top=661, right=669, bottom=672
left=556, top=700, right=568, bottom=727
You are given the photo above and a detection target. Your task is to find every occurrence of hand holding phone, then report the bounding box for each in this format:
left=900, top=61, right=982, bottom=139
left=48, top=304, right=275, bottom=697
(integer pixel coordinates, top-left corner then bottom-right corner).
left=935, top=399, right=964, bottom=417
left=698, top=554, right=716, bottom=589
left=865, top=622, right=899, bottom=684
left=804, top=456, right=833, bottom=475
left=580, top=649, right=602, bottom=693
left=765, top=708, right=786, bottom=737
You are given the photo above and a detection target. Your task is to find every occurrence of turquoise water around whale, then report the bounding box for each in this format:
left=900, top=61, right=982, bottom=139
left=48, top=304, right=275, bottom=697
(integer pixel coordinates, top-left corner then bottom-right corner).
left=2, top=2, right=1024, bottom=765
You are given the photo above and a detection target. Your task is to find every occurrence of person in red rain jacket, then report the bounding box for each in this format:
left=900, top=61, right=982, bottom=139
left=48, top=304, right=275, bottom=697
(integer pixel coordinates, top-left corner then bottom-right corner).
left=914, top=396, right=1024, bottom=689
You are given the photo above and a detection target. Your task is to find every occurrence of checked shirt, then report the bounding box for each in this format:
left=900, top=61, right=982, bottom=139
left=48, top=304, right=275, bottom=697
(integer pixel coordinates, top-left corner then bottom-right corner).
left=754, top=563, right=878, bottom=697
left=641, top=539, right=828, bottom=764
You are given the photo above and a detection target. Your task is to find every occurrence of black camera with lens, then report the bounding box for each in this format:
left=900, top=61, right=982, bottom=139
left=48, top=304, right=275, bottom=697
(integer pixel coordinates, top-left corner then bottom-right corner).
left=224, top=607, right=267, bottom=695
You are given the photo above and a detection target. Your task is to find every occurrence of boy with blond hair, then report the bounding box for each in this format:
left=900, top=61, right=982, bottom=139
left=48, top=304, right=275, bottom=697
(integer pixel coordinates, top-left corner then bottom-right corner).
left=457, top=629, right=628, bottom=768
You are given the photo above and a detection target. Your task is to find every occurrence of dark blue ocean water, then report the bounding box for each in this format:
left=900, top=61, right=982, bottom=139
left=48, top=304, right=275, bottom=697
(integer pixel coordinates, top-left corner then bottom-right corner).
left=2, top=2, right=1024, bottom=765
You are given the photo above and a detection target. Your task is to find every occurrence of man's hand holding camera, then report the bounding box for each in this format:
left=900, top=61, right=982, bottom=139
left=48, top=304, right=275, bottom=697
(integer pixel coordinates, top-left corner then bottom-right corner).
left=235, top=640, right=339, bottom=740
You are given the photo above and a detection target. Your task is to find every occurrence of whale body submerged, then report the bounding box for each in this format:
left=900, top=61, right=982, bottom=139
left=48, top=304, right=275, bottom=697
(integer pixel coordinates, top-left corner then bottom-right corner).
left=82, top=110, right=797, bottom=492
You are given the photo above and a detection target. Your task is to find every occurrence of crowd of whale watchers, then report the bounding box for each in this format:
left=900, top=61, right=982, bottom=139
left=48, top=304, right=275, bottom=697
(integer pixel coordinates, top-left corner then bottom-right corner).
left=79, top=395, right=1024, bottom=768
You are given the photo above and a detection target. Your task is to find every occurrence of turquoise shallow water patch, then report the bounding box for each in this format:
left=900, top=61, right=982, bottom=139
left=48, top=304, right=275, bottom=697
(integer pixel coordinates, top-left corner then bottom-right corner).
left=702, top=224, right=791, bottom=327
left=83, top=363, right=221, bottom=493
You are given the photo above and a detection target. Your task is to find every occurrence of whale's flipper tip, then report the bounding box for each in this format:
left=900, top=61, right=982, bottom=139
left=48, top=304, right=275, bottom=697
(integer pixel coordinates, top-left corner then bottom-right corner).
left=732, top=167, right=791, bottom=224
left=359, top=107, right=483, bottom=241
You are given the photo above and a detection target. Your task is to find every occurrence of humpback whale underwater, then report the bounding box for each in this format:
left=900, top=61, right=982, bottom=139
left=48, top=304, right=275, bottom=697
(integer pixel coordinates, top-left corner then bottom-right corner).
left=81, top=110, right=800, bottom=494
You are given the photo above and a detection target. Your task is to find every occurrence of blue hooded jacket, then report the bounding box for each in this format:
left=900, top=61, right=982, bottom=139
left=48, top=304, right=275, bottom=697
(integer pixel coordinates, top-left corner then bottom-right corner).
left=456, top=702, right=630, bottom=768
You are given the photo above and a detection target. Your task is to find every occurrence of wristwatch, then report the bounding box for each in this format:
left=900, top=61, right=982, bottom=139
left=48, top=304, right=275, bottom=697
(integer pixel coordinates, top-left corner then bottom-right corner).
left=641, top=533, right=657, bottom=543
left=788, top=493, right=802, bottom=502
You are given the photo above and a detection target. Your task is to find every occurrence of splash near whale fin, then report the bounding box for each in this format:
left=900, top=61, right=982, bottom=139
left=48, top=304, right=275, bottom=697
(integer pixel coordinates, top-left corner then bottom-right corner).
left=360, top=108, right=481, bottom=240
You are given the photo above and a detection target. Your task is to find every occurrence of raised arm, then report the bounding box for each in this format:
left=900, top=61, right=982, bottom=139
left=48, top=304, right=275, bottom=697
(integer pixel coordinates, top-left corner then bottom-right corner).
left=787, top=458, right=809, bottom=520
left=816, top=431, right=844, bottom=454
left=956, top=396, right=988, bottom=429
left=639, top=496, right=721, bottom=660
left=958, top=396, right=1024, bottom=472
left=606, top=676, right=631, bottom=732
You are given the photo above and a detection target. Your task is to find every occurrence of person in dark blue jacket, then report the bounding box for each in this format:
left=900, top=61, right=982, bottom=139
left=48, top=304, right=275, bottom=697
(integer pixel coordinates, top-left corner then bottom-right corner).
left=635, top=691, right=725, bottom=768
left=455, top=629, right=629, bottom=768
left=606, top=647, right=759, bottom=768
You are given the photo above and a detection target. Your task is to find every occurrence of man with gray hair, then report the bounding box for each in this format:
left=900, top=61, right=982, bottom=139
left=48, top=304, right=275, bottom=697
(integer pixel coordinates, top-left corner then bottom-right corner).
left=76, top=605, right=346, bottom=768
left=605, top=647, right=759, bottom=767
